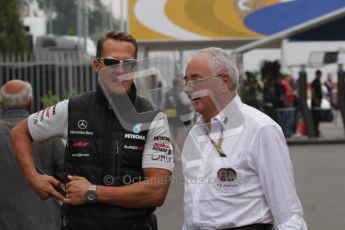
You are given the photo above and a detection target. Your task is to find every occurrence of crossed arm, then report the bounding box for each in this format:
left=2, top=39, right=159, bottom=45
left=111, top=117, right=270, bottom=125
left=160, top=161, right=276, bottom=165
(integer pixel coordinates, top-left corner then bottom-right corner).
left=11, top=119, right=172, bottom=208
left=64, top=168, right=172, bottom=208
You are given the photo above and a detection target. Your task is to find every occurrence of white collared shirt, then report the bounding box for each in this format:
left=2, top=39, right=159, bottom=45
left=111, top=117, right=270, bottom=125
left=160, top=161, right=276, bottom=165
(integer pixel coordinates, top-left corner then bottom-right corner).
left=182, top=96, right=307, bottom=230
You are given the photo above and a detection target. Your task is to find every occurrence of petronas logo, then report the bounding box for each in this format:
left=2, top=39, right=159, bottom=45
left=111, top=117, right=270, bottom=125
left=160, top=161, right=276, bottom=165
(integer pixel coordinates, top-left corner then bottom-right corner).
left=133, top=123, right=143, bottom=134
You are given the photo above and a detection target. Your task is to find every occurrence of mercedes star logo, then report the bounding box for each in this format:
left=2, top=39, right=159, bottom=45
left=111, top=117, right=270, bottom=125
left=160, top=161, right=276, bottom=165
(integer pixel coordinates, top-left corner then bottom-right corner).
left=78, top=120, right=88, bottom=129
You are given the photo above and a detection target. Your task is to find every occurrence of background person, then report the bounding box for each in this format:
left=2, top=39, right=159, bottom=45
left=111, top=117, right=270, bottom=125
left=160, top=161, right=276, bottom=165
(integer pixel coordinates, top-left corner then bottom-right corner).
left=0, top=80, right=64, bottom=230
left=181, top=47, right=307, bottom=230
left=164, top=78, right=194, bottom=151
left=10, top=31, right=174, bottom=230
left=311, top=70, right=323, bottom=137
left=323, top=72, right=334, bottom=107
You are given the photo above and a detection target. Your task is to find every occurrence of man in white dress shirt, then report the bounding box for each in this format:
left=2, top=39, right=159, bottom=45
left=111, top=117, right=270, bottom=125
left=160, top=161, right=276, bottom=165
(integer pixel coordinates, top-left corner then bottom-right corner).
left=181, top=47, right=307, bottom=230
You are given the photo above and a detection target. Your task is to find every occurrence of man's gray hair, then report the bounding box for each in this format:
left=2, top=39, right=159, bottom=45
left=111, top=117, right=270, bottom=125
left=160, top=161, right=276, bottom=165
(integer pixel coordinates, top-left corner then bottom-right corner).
left=197, top=47, right=239, bottom=90
left=0, top=81, right=32, bottom=109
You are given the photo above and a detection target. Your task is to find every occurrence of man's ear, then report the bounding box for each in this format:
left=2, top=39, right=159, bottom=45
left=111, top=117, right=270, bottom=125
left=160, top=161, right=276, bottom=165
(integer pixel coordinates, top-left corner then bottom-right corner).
left=220, top=74, right=232, bottom=91
left=27, top=97, right=32, bottom=111
left=93, top=59, right=101, bottom=74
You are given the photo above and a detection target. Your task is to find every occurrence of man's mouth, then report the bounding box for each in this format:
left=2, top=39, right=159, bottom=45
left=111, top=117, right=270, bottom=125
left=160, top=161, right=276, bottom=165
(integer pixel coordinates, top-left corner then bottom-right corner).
left=189, top=89, right=209, bottom=101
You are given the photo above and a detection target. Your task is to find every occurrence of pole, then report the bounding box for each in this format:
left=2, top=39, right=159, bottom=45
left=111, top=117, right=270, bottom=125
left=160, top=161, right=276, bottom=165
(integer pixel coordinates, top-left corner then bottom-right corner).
left=120, top=0, right=125, bottom=31
left=337, top=64, right=345, bottom=134
left=48, top=0, right=53, bottom=34
left=77, top=0, right=82, bottom=53
left=76, top=0, right=88, bottom=55
left=298, top=67, right=317, bottom=137
left=109, top=0, right=113, bottom=30
left=84, top=0, right=88, bottom=53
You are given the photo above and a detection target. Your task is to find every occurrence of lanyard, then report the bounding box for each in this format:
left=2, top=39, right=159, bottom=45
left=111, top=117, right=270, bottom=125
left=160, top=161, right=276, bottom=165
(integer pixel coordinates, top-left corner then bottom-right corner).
left=203, top=126, right=227, bottom=157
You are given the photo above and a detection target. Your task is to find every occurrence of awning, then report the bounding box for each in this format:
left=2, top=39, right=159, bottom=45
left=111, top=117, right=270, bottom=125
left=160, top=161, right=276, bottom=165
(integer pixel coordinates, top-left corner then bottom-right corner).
left=232, top=7, right=345, bottom=54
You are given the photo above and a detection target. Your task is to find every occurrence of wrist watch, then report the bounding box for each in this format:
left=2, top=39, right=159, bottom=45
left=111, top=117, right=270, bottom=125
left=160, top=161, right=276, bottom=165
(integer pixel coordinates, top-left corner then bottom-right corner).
left=85, top=184, right=97, bottom=203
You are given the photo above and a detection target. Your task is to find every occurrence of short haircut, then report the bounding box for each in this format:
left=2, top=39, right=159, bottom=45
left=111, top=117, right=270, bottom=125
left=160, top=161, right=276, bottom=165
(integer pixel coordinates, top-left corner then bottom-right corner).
left=316, top=70, right=322, bottom=76
left=96, top=31, right=138, bottom=59
left=196, top=47, right=239, bottom=90
left=0, top=81, right=32, bottom=110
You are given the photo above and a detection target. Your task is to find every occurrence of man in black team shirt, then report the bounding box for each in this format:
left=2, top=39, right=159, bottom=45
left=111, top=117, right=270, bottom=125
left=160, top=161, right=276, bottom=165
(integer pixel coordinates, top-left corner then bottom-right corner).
left=11, top=31, right=174, bottom=230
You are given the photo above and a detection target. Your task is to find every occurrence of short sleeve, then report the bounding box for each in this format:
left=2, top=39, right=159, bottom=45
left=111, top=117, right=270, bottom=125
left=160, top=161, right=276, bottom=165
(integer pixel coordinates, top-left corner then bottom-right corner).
left=142, top=112, right=174, bottom=172
left=28, top=100, right=69, bottom=141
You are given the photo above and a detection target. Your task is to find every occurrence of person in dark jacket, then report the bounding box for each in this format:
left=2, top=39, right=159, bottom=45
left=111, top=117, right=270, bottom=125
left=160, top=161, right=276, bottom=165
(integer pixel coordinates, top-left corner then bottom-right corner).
left=10, top=31, right=174, bottom=230
left=311, top=70, right=323, bottom=136
left=0, top=80, right=64, bottom=230
left=164, top=78, right=194, bottom=150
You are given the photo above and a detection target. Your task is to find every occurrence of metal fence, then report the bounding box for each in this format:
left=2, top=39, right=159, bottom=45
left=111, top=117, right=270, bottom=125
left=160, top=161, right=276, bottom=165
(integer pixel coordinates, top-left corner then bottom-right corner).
left=0, top=51, right=184, bottom=113
left=0, top=52, right=97, bottom=112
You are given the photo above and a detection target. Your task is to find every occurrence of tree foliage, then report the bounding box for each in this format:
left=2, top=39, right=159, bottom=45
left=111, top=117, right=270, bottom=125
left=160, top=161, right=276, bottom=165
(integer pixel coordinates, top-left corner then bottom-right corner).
left=0, top=0, right=29, bottom=53
left=240, top=71, right=263, bottom=109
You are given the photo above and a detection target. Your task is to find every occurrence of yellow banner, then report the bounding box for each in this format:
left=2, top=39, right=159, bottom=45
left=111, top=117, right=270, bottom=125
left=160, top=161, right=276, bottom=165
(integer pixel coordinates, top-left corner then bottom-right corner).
left=128, top=0, right=282, bottom=41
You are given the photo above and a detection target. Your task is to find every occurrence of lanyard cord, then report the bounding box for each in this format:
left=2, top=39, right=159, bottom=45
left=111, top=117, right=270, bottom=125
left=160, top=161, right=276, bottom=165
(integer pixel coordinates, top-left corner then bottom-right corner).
left=203, top=126, right=227, bottom=157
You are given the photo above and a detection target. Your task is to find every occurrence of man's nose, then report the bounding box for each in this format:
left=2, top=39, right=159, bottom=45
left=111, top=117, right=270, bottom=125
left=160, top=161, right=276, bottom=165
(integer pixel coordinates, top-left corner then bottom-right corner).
left=115, top=64, right=127, bottom=74
left=183, top=83, right=193, bottom=93
left=114, top=64, right=133, bottom=81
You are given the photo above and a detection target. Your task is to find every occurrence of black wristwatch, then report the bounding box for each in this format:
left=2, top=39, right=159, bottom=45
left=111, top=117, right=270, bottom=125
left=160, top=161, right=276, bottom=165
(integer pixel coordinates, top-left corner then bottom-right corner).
left=85, top=184, right=97, bottom=203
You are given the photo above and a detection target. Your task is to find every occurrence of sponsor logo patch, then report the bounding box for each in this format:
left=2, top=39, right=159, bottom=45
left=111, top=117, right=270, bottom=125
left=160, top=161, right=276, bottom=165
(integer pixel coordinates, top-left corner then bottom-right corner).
left=153, top=143, right=170, bottom=149
left=52, top=105, right=57, bottom=115
left=124, top=133, right=146, bottom=140
left=70, top=130, right=94, bottom=136
left=40, top=110, right=45, bottom=121
left=33, top=112, right=39, bottom=124
left=124, top=145, right=144, bottom=151
left=153, top=136, right=170, bottom=142
left=72, top=141, right=90, bottom=147
left=45, top=107, right=51, bottom=118
left=151, top=154, right=173, bottom=162
left=72, top=153, right=90, bottom=158
left=78, top=120, right=88, bottom=130
left=132, top=123, right=143, bottom=134
left=152, top=142, right=172, bottom=155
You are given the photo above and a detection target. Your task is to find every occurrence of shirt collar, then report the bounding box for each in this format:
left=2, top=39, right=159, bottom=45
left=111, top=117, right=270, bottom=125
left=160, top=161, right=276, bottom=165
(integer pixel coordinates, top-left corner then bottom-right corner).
left=215, top=95, right=242, bottom=124
left=197, top=95, right=242, bottom=125
left=96, top=83, right=137, bottom=108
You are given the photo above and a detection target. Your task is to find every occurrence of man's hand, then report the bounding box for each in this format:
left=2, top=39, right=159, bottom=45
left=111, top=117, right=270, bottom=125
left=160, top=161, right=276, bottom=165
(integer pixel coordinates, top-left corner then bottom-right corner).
left=64, top=175, right=91, bottom=205
left=28, top=173, right=65, bottom=201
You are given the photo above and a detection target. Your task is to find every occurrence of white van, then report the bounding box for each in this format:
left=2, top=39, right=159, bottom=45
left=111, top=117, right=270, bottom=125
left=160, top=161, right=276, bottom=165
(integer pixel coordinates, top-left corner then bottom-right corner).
left=34, top=35, right=96, bottom=63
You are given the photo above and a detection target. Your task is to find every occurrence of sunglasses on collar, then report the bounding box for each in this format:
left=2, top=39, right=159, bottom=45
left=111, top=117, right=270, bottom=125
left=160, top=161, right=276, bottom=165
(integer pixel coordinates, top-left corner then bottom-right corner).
left=97, top=57, right=138, bottom=70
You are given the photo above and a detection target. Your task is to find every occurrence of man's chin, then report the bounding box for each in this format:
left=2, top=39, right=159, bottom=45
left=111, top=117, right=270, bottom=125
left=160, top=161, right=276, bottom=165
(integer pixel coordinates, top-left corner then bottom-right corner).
left=193, top=99, right=203, bottom=113
left=106, top=86, right=128, bottom=95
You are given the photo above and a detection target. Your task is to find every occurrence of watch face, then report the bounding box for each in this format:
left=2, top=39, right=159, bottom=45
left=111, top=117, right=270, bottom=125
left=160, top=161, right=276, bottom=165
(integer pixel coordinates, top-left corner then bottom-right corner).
left=86, top=190, right=96, bottom=202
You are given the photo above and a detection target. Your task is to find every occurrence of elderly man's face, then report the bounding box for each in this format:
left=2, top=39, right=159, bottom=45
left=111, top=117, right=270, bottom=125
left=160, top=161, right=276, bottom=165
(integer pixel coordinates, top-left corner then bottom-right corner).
left=94, top=39, right=137, bottom=94
left=184, top=53, right=227, bottom=116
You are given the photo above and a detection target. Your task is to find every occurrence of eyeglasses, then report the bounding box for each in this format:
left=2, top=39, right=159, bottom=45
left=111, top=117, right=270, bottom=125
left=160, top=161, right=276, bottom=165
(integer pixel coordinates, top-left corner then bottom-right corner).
left=183, top=75, right=221, bottom=87
left=97, top=57, right=138, bottom=70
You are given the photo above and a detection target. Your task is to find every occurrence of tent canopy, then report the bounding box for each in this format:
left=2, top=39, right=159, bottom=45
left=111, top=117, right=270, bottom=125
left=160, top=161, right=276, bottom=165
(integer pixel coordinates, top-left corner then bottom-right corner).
left=137, top=7, right=345, bottom=56
left=233, top=7, right=345, bottom=54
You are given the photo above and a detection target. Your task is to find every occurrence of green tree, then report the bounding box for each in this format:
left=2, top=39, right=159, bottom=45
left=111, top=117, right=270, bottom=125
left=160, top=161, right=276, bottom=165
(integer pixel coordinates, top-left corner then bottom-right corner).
left=0, top=0, right=29, bottom=53
left=41, top=91, right=59, bottom=108
left=240, top=71, right=263, bottom=109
